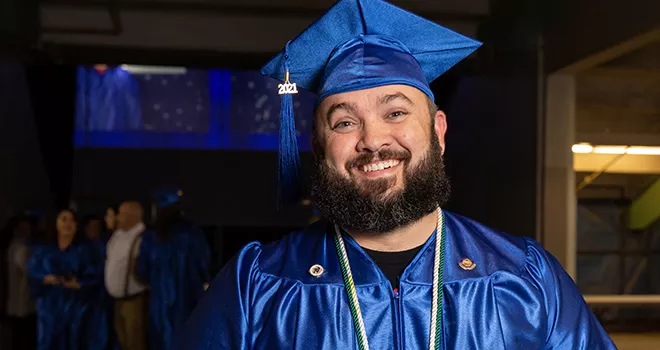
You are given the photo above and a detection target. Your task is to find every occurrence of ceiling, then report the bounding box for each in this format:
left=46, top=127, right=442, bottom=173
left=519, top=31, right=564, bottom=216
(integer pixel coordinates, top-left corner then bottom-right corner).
left=576, top=41, right=660, bottom=136
left=38, top=0, right=490, bottom=65
left=574, top=32, right=660, bottom=200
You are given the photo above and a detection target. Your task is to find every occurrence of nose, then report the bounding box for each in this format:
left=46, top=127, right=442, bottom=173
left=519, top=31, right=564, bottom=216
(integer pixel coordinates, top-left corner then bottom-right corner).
left=356, top=121, right=393, bottom=153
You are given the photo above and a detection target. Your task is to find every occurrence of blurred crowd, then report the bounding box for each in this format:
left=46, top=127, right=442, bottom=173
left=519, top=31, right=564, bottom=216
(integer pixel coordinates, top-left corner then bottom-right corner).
left=1, top=189, right=210, bottom=350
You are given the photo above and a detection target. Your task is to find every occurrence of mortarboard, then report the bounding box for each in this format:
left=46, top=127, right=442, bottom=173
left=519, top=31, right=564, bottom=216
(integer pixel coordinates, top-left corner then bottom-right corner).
left=153, top=187, right=184, bottom=208
left=261, top=0, right=482, bottom=205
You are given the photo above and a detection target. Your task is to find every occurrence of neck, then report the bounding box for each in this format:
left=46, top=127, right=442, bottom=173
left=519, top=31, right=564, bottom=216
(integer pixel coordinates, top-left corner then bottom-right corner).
left=121, top=221, right=142, bottom=232
left=58, top=235, right=73, bottom=250
left=348, top=208, right=439, bottom=252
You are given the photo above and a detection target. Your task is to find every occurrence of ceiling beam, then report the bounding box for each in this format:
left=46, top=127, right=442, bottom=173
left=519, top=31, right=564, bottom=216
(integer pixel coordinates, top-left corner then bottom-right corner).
left=577, top=133, right=660, bottom=146
left=628, top=178, right=660, bottom=230
left=557, top=27, right=660, bottom=74
left=580, top=68, right=660, bottom=79
left=574, top=153, right=660, bottom=175
left=40, top=4, right=479, bottom=53
left=42, top=0, right=490, bottom=20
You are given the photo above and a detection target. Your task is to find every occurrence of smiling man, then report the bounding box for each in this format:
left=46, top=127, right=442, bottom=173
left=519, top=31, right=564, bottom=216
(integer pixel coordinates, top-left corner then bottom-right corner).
left=177, top=0, right=616, bottom=349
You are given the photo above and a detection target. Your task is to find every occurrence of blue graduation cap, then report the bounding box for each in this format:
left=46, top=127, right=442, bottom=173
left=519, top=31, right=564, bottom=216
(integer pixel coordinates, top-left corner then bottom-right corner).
left=261, top=0, right=482, bottom=205
left=153, top=188, right=184, bottom=208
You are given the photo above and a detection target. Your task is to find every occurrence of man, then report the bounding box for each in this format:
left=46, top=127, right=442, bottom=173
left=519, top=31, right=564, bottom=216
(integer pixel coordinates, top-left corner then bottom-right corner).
left=105, top=201, right=149, bottom=350
left=178, top=0, right=616, bottom=349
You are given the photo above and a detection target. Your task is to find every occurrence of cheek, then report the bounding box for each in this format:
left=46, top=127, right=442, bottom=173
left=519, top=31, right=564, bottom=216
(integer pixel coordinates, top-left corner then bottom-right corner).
left=324, top=135, right=357, bottom=171
left=394, top=127, right=428, bottom=160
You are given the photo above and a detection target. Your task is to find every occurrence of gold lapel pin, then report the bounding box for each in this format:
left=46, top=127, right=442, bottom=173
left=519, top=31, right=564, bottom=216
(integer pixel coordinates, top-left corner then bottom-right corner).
left=459, top=258, right=476, bottom=271
left=309, top=264, right=325, bottom=277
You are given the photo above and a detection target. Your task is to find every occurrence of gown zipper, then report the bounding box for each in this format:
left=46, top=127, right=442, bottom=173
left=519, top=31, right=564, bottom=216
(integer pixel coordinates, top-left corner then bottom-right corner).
left=393, top=278, right=404, bottom=350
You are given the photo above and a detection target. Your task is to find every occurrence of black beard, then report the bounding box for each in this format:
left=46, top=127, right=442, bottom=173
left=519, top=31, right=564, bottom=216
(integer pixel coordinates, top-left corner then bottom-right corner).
left=311, top=135, right=450, bottom=233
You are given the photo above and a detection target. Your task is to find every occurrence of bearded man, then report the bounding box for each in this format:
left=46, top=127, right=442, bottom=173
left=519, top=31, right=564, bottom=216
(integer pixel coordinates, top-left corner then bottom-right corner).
left=177, top=0, right=615, bottom=349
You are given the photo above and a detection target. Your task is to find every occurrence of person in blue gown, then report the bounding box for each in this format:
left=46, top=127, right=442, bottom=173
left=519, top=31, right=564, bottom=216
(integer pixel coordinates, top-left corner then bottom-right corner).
left=176, top=0, right=617, bottom=349
left=81, top=215, right=114, bottom=350
left=137, top=189, right=211, bottom=350
left=28, top=209, right=103, bottom=350
left=75, top=65, right=142, bottom=132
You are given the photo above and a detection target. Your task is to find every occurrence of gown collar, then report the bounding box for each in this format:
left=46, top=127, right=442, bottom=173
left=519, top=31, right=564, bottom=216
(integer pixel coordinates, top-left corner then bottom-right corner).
left=330, top=223, right=440, bottom=287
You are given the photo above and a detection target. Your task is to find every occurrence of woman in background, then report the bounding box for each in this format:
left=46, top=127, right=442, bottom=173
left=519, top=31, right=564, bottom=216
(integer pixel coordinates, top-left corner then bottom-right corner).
left=27, top=209, right=101, bottom=350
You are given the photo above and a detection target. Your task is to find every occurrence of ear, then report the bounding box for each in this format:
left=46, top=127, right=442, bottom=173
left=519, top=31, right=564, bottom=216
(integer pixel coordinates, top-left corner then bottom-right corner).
left=433, top=110, right=448, bottom=155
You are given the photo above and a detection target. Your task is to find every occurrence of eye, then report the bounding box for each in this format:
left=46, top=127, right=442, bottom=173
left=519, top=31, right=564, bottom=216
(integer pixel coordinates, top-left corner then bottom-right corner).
left=388, top=111, right=408, bottom=119
left=333, top=121, right=354, bottom=130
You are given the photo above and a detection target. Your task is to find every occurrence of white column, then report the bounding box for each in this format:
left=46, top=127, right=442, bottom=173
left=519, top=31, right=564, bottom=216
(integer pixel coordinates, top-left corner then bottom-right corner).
left=542, top=74, right=577, bottom=279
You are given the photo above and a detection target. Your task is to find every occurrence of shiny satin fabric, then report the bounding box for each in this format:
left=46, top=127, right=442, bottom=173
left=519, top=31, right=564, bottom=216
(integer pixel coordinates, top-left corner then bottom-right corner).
left=137, top=221, right=211, bottom=350
left=75, top=65, right=142, bottom=131
left=260, top=0, right=481, bottom=100
left=317, top=35, right=434, bottom=103
left=84, top=239, right=114, bottom=350
left=27, top=242, right=102, bottom=350
left=177, top=211, right=616, bottom=349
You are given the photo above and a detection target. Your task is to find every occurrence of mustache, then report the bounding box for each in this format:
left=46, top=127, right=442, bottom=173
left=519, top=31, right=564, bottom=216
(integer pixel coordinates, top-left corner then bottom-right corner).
left=346, top=149, right=412, bottom=169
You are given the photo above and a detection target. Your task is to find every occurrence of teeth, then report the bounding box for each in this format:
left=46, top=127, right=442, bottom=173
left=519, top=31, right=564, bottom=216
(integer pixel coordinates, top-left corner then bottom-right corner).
left=361, top=160, right=400, bottom=172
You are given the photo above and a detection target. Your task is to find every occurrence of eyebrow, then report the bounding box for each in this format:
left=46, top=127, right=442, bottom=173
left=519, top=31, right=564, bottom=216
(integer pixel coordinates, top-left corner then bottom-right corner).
left=324, top=92, right=413, bottom=124
left=379, top=92, right=414, bottom=106
left=326, top=102, right=359, bottom=122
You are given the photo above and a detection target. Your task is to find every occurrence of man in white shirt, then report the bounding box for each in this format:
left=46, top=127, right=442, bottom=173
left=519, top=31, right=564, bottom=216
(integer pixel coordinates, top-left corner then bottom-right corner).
left=105, top=201, right=148, bottom=350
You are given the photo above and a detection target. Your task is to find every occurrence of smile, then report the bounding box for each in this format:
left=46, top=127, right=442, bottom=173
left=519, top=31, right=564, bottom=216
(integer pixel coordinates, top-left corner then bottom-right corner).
left=360, top=160, right=401, bottom=173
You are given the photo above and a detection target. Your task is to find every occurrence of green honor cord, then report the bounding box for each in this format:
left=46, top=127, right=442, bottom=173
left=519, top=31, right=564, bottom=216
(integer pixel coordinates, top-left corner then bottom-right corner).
left=333, top=208, right=446, bottom=350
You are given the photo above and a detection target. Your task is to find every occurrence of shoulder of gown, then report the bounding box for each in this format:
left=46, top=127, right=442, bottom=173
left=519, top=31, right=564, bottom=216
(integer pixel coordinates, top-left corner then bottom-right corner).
left=227, top=212, right=544, bottom=285
left=443, top=212, right=616, bottom=349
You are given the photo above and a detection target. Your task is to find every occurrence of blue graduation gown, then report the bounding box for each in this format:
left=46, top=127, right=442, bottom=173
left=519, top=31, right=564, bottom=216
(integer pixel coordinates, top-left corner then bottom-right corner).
left=137, top=222, right=211, bottom=350
left=84, top=239, right=113, bottom=350
left=27, top=242, right=101, bottom=350
left=75, top=66, right=142, bottom=131
left=177, top=211, right=616, bottom=349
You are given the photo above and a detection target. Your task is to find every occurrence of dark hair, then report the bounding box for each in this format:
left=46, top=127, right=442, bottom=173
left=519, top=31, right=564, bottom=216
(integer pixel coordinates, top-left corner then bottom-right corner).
left=106, top=204, right=118, bottom=214
left=153, top=202, right=183, bottom=241
left=44, top=209, right=81, bottom=245
left=80, top=214, right=105, bottom=234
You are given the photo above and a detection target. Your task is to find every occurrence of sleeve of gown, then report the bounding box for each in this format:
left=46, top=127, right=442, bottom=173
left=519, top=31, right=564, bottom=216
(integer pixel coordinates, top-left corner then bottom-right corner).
left=523, top=238, right=617, bottom=349
left=136, top=231, right=152, bottom=284
left=77, top=244, right=103, bottom=292
left=75, top=66, right=88, bottom=130
left=27, top=245, right=51, bottom=298
left=123, top=73, right=142, bottom=130
left=174, top=242, right=262, bottom=350
left=190, top=227, right=211, bottom=284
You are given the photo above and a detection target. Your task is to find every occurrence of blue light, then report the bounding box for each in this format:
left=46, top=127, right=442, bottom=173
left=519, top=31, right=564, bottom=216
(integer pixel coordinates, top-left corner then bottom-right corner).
left=74, top=65, right=314, bottom=151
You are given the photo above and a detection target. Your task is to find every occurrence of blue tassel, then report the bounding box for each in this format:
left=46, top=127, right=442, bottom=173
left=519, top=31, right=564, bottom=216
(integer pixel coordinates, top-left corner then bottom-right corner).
left=277, top=42, right=302, bottom=207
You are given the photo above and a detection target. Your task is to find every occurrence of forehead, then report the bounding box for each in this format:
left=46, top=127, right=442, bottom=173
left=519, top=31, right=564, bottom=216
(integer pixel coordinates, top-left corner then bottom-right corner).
left=318, top=84, right=428, bottom=112
left=59, top=211, right=73, bottom=220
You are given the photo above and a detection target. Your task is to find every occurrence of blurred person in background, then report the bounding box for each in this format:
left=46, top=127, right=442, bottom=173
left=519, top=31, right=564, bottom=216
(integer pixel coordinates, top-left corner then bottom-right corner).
left=5, top=214, right=37, bottom=350
left=105, top=206, right=118, bottom=237
left=84, top=215, right=104, bottom=242
left=137, top=188, right=210, bottom=350
left=81, top=214, right=114, bottom=350
left=105, top=201, right=149, bottom=350
left=28, top=209, right=101, bottom=350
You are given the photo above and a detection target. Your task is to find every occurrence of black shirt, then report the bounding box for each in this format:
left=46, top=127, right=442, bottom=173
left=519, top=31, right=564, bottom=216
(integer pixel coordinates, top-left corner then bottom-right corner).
left=362, top=244, right=424, bottom=292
